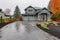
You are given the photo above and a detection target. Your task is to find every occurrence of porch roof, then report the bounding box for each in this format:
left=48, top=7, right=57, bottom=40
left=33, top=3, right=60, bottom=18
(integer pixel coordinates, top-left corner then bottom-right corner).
left=36, top=8, right=53, bottom=15
left=22, top=14, right=37, bottom=16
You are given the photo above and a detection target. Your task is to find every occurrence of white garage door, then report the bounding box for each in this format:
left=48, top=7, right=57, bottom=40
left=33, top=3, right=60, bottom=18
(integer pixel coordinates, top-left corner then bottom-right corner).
left=23, top=16, right=37, bottom=21
left=23, top=16, right=28, bottom=21
left=29, top=16, right=37, bottom=21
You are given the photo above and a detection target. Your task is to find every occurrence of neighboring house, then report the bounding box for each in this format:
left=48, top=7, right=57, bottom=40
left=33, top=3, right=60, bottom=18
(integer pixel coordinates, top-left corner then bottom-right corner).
left=0, top=9, right=10, bottom=19
left=22, top=6, right=53, bottom=21
left=0, top=9, right=6, bottom=19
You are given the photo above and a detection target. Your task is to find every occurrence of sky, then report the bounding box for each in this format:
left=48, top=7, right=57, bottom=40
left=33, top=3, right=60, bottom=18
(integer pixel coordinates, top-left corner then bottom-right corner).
left=0, top=0, right=50, bottom=15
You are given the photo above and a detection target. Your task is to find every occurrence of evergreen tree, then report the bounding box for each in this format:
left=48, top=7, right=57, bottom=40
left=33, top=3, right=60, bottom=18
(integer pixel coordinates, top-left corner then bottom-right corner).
left=13, top=6, right=21, bottom=18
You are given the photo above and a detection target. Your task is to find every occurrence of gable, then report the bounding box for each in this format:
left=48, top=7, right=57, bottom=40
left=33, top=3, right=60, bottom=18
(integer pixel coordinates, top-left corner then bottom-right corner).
left=40, top=10, right=50, bottom=14
left=37, top=8, right=51, bottom=15
left=25, top=6, right=35, bottom=11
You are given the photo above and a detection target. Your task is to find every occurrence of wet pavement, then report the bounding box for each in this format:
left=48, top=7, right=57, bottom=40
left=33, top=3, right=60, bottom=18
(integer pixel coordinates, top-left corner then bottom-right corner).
left=0, top=21, right=60, bottom=40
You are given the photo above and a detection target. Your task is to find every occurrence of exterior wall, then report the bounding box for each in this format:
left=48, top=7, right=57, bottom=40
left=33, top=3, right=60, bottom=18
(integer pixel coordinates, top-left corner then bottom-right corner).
left=0, top=12, right=5, bottom=19
left=26, top=8, right=35, bottom=14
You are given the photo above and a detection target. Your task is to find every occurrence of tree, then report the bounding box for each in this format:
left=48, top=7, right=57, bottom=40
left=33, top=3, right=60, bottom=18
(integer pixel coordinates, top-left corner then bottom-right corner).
left=4, top=9, right=11, bottom=15
left=13, top=6, right=21, bottom=18
left=50, top=0, right=60, bottom=14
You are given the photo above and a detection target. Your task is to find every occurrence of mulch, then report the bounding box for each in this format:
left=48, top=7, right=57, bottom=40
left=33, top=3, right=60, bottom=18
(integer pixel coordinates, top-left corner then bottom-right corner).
left=0, top=23, right=9, bottom=28
left=0, top=22, right=14, bottom=29
left=36, top=24, right=60, bottom=39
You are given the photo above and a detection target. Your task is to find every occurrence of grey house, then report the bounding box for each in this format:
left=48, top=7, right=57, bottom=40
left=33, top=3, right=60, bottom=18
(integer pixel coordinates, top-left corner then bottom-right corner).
left=22, top=6, right=52, bottom=21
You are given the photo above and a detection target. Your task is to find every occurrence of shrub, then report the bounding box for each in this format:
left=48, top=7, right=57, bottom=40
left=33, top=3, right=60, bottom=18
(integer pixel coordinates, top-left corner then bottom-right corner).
left=56, top=13, right=60, bottom=18
left=4, top=18, right=11, bottom=23
left=18, top=16, right=23, bottom=21
left=51, top=15, right=56, bottom=20
left=51, top=12, right=60, bottom=20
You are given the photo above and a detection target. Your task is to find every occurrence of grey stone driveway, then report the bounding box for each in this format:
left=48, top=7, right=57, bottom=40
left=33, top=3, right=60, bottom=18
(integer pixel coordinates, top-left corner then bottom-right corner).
left=0, top=21, right=60, bottom=40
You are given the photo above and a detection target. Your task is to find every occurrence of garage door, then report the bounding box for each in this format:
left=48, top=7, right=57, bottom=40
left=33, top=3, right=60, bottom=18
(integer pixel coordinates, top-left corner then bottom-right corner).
left=23, top=16, right=28, bottom=21
left=28, top=16, right=37, bottom=21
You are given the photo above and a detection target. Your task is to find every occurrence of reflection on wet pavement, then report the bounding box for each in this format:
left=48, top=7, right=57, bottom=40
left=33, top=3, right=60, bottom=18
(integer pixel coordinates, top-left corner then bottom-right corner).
left=0, top=21, right=60, bottom=40
left=15, top=22, right=20, bottom=31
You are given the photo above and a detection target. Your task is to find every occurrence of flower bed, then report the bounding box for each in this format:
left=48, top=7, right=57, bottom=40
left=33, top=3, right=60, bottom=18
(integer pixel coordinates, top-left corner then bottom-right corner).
left=0, top=23, right=8, bottom=28
left=0, top=21, right=14, bottom=29
left=36, top=22, right=60, bottom=38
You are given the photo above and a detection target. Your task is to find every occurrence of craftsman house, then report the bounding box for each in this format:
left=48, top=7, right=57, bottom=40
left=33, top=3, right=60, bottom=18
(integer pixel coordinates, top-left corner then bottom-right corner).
left=22, top=6, right=52, bottom=21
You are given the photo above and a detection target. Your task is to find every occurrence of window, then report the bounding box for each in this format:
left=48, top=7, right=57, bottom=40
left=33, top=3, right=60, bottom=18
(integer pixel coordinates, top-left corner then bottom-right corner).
left=28, top=10, right=30, bottom=12
left=30, top=10, right=33, bottom=12
left=28, top=9, right=33, bottom=12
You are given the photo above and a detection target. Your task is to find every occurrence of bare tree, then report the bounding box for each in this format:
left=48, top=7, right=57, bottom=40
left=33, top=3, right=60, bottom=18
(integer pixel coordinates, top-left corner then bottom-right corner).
left=4, top=9, right=11, bottom=15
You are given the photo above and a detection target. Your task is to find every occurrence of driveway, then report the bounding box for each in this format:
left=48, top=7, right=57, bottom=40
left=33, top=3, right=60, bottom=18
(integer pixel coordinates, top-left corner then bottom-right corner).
left=0, top=21, right=60, bottom=40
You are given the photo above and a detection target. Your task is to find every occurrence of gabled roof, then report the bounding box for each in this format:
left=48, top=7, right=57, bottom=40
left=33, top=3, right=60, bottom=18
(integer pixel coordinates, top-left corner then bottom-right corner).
left=4, top=14, right=12, bottom=17
left=0, top=10, right=12, bottom=17
left=36, top=7, right=53, bottom=15
left=25, top=6, right=41, bottom=11
left=25, top=6, right=35, bottom=11
left=34, top=7, right=41, bottom=9
left=22, top=14, right=36, bottom=16
left=42, top=7, right=48, bottom=10
left=24, top=6, right=53, bottom=16
left=34, top=7, right=41, bottom=11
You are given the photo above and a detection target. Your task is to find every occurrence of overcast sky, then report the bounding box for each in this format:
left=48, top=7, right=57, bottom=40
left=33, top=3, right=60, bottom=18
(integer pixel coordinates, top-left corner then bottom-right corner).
left=0, top=0, right=50, bottom=15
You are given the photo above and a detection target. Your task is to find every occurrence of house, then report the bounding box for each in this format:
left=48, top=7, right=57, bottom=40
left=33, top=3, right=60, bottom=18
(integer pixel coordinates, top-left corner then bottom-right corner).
left=22, top=6, right=53, bottom=21
left=0, top=9, right=11, bottom=19
left=0, top=9, right=6, bottom=19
